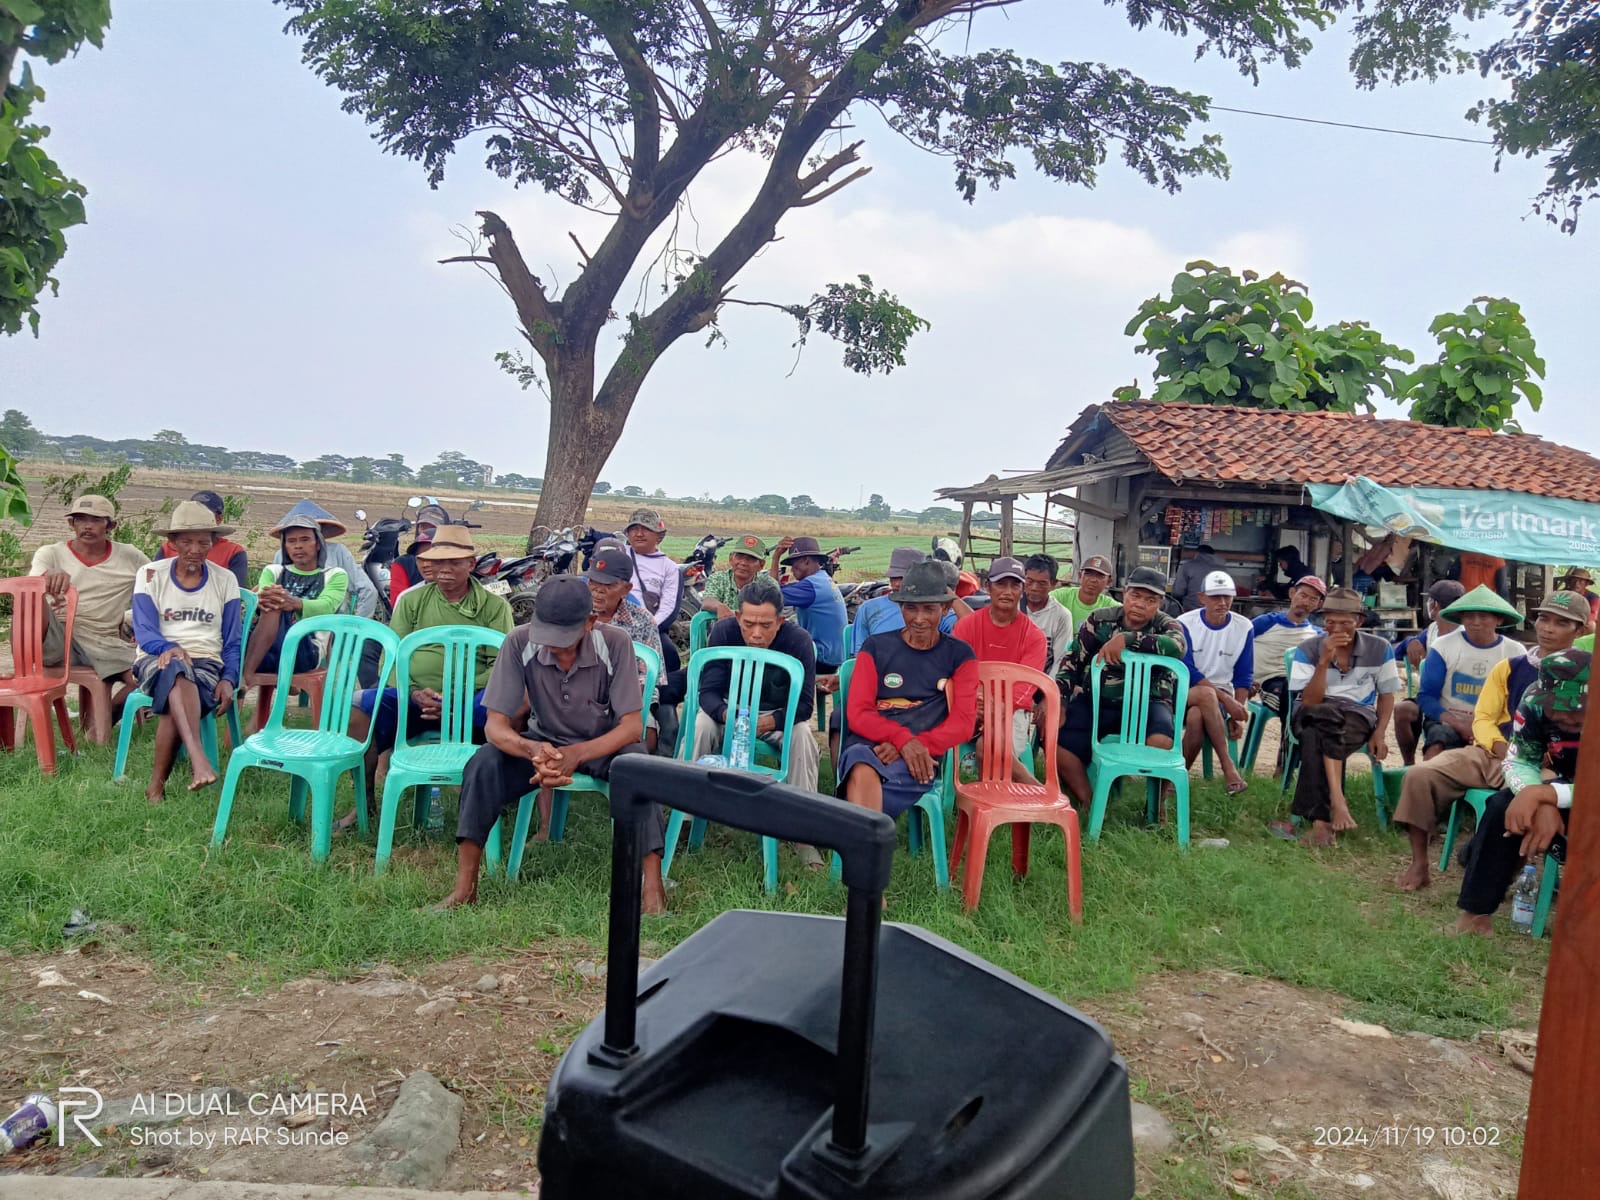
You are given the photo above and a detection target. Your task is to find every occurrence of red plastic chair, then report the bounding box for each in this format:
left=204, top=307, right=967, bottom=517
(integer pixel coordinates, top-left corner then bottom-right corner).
left=0, top=578, right=80, bottom=773
left=947, top=662, right=1082, bottom=922
left=245, top=670, right=326, bottom=733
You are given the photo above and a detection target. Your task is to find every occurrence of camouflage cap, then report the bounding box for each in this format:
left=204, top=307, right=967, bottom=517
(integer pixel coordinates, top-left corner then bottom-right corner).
left=1538, top=649, right=1590, bottom=715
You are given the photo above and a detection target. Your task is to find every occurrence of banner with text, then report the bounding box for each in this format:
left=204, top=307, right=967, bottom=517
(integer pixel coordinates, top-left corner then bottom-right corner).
left=1307, top=477, right=1600, bottom=566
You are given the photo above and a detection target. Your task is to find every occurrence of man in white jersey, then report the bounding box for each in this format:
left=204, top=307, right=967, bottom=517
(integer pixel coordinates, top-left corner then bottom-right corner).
left=1415, top=585, right=1526, bottom=761
left=1179, top=571, right=1255, bottom=793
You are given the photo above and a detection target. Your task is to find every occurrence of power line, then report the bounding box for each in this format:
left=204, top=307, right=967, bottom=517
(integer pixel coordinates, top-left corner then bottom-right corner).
left=1208, top=103, right=1495, bottom=146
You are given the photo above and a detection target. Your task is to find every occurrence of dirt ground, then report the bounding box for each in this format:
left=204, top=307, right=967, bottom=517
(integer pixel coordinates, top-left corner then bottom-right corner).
left=0, top=947, right=1529, bottom=1197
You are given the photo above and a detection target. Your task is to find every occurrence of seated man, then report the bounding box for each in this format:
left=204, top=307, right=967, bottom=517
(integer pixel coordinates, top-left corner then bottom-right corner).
left=953, top=556, right=1046, bottom=782
left=1250, top=574, right=1325, bottom=720
left=700, top=533, right=769, bottom=620
left=1021, top=553, right=1074, bottom=680
left=388, top=504, right=447, bottom=608
left=270, top=499, right=377, bottom=619
left=30, top=493, right=148, bottom=717
left=1393, top=580, right=1465, bottom=764
left=622, top=507, right=682, bottom=668
left=436, top=577, right=665, bottom=913
left=1054, top=566, right=1188, bottom=805
left=1285, top=587, right=1401, bottom=846
left=1453, top=649, right=1589, bottom=936
left=854, top=548, right=962, bottom=646
left=772, top=535, right=847, bottom=673
left=131, top=501, right=243, bottom=802
left=584, top=538, right=665, bottom=764
left=1414, top=585, right=1527, bottom=763
left=1555, top=567, right=1598, bottom=625
left=1178, top=571, right=1255, bottom=795
left=1051, top=555, right=1117, bottom=652
left=1394, top=590, right=1588, bottom=891
left=344, top=525, right=513, bottom=823
left=155, top=490, right=250, bottom=588
left=243, top=509, right=349, bottom=681
left=691, top=576, right=820, bottom=791
left=839, top=561, right=978, bottom=820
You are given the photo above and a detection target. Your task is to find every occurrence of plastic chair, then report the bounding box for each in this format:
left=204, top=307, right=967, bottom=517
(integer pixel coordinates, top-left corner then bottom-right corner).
left=1439, top=787, right=1495, bottom=872
left=1278, top=647, right=1391, bottom=829
left=0, top=577, right=78, bottom=773
left=1084, top=652, right=1191, bottom=846
left=113, top=590, right=256, bottom=783
left=485, top=641, right=661, bottom=881
left=67, top=667, right=114, bottom=746
left=826, top=657, right=953, bottom=889
left=661, top=645, right=803, bottom=893
left=211, top=615, right=399, bottom=863
left=1533, top=851, right=1559, bottom=938
left=373, top=625, right=506, bottom=873
left=947, top=662, right=1080, bottom=919
left=1199, top=698, right=1264, bottom=778
left=243, top=590, right=329, bottom=733
left=687, top=610, right=715, bottom=656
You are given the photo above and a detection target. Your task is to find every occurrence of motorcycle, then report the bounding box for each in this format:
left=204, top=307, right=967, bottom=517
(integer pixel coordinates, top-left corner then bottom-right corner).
left=355, top=507, right=413, bottom=622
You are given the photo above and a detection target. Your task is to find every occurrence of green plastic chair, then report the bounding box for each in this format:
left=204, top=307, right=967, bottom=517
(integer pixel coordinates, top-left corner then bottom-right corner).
left=484, top=641, right=661, bottom=881
left=1199, top=695, right=1264, bottom=779
left=661, top=644, right=804, bottom=893
left=688, top=610, right=715, bottom=656
left=372, top=625, right=506, bottom=874
left=826, top=657, right=953, bottom=889
left=1084, top=652, right=1192, bottom=845
left=211, top=615, right=399, bottom=863
left=842, top=623, right=854, bottom=659
left=1438, top=786, right=1495, bottom=872
left=1278, top=647, right=1392, bottom=828
left=113, top=590, right=256, bottom=783
left=1533, top=851, right=1559, bottom=938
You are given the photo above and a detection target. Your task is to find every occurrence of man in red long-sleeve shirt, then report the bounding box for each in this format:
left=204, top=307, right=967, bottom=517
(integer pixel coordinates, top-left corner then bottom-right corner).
left=838, top=562, right=978, bottom=818
left=954, top=555, right=1046, bottom=783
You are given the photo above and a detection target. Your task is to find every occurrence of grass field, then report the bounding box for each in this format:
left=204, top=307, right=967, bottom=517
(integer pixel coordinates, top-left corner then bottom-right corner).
left=14, top=463, right=1072, bottom=582
left=0, top=730, right=1547, bottom=1040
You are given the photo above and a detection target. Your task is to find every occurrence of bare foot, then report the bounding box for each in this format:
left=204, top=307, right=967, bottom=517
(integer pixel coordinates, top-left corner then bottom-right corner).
left=187, top=768, right=218, bottom=793
left=1396, top=860, right=1431, bottom=891
left=1306, top=821, right=1336, bottom=848
left=1450, top=913, right=1493, bottom=937
left=145, top=785, right=165, bottom=806
left=531, top=829, right=551, bottom=844
left=1330, top=801, right=1358, bottom=833
left=333, top=810, right=360, bottom=833
left=431, top=889, right=477, bottom=911
left=642, top=874, right=667, bottom=916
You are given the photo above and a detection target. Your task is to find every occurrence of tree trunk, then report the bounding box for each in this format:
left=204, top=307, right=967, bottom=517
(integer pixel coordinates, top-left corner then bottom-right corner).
left=527, top=354, right=631, bottom=547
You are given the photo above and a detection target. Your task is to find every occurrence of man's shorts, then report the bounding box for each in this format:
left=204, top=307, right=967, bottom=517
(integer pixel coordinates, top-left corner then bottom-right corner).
left=1422, top=717, right=1469, bottom=752
left=1057, top=692, right=1175, bottom=765
left=356, top=686, right=489, bottom=751
left=135, top=655, right=227, bottom=715
left=834, top=742, right=943, bottom=818
left=43, top=609, right=134, bottom=680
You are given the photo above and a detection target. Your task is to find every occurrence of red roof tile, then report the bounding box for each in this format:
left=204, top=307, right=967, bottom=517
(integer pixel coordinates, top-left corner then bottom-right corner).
left=1048, top=402, right=1600, bottom=504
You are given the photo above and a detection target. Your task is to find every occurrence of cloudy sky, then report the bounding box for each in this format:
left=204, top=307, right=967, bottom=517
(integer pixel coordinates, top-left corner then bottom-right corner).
left=4, top=3, right=1590, bottom=512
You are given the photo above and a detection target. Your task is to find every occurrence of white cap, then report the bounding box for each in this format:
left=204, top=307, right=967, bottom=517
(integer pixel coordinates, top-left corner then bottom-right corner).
left=1201, top=570, right=1236, bottom=597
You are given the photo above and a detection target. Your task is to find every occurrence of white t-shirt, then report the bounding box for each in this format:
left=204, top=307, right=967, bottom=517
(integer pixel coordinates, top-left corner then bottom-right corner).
left=1024, top=597, right=1076, bottom=678
left=30, top=540, right=148, bottom=653
left=1179, top=608, right=1255, bottom=691
left=1421, top=630, right=1526, bottom=719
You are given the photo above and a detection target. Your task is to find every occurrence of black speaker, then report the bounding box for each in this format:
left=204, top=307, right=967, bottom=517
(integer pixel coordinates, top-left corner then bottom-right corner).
left=538, top=757, right=1134, bottom=1199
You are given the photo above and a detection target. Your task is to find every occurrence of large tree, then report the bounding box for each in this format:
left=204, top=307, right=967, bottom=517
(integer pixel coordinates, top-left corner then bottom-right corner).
left=279, top=0, right=1502, bottom=533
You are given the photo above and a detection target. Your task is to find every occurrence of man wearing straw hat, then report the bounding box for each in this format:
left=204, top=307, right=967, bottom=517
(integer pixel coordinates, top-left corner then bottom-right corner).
left=31, top=494, right=149, bottom=716
left=130, top=501, right=244, bottom=803
left=341, top=524, right=513, bottom=827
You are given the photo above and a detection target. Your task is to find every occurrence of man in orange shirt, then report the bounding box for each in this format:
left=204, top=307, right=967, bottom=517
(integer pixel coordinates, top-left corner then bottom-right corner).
left=954, top=556, right=1047, bottom=783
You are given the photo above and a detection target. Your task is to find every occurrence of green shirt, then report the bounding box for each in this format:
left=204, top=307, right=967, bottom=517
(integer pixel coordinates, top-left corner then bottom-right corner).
left=1576, top=634, right=1594, bottom=653
left=702, top=568, right=741, bottom=611
left=1052, top=586, right=1117, bottom=644
left=391, top=579, right=514, bottom=692
left=256, top=562, right=348, bottom=619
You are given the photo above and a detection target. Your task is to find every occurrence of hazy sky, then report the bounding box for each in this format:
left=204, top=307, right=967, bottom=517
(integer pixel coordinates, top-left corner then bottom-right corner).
left=4, top=3, right=1590, bottom=511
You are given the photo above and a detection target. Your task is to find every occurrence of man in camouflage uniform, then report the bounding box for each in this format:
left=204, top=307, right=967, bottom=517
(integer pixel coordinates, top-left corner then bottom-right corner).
left=1055, top=566, right=1188, bottom=804
left=1453, top=649, right=1589, bottom=935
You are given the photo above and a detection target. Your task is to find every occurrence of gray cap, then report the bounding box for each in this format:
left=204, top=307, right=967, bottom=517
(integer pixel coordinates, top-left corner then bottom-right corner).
left=524, top=576, right=595, bottom=647
left=988, top=556, right=1025, bottom=583
left=1124, top=566, right=1168, bottom=595
left=887, top=547, right=924, bottom=577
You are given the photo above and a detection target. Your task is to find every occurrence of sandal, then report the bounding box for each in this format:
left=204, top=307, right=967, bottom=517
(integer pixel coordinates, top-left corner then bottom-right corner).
left=793, top=844, right=825, bottom=871
left=1266, top=819, right=1298, bottom=842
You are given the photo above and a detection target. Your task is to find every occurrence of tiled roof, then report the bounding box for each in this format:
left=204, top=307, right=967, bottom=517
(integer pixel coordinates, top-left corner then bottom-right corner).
left=1047, top=402, right=1600, bottom=504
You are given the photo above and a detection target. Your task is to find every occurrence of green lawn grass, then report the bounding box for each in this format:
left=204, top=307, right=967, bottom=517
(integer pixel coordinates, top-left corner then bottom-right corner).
left=0, top=731, right=1547, bottom=1041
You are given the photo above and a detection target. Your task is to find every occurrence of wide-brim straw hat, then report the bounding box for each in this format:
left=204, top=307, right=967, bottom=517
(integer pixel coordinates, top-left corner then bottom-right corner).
left=157, top=500, right=233, bottom=538
left=417, top=524, right=477, bottom=560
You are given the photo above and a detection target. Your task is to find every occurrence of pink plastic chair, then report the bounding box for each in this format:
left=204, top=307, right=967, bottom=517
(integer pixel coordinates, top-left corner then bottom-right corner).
left=947, top=662, right=1082, bottom=922
left=0, top=578, right=80, bottom=773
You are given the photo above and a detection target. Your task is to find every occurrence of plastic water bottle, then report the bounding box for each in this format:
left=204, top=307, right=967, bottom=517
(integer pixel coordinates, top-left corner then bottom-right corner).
left=1511, top=865, right=1538, bottom=933
left=729, top=706, right=753, bottom=771
left=0, top=1093, right=57, bottom=1153
left=695, top=754, right=729, bottom=768
left=425, top=786, right=445, bottom=834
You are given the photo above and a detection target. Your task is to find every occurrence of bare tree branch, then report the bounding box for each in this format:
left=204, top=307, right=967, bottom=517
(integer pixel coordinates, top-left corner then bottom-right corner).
left=476, top=210, right=561, bottom=364
left=568, top=232, right=592, bottom=266
left=796, top=165, right=873, bottom=206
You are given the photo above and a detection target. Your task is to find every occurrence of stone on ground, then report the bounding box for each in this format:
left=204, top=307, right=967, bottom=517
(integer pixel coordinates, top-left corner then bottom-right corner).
left=344, top=1070, right=464, bottom=1189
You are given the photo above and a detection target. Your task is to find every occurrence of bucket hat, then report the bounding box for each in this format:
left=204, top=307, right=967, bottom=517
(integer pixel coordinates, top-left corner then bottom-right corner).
left=781, top=535, right=826, bottom=565
left=417, top=525, right=477, bottom=560
left=890, top=561, right=957, bottom=604
left=157, top=500, right=233, bottom=538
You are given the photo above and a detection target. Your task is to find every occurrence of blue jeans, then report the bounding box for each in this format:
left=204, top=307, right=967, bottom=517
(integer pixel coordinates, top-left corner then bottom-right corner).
left=355, top=686, right=488, bottom=752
